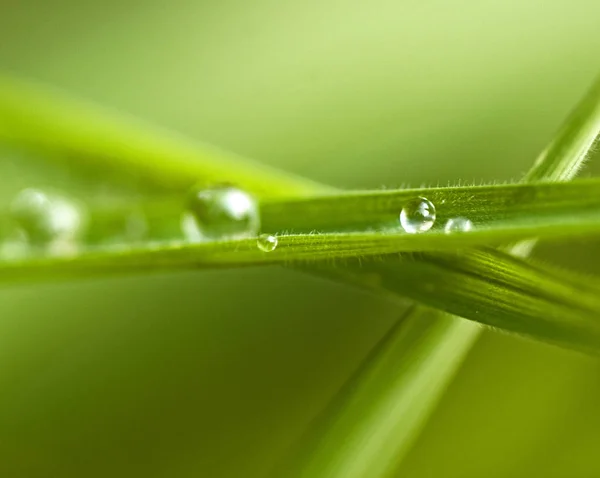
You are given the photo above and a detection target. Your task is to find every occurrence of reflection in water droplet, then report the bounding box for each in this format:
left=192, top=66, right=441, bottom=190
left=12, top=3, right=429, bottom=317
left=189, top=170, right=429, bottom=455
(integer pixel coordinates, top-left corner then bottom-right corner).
left=8, top=188, right=86, bottom=256
left=180, top=213, right=202, bottom=242
left=183, top=186, right=260, bottom=241
left=399, top=197, right=436, bottom=233
left=257, top=234, right=278, bottom=252
left=444, top=217, right=474, bottom=233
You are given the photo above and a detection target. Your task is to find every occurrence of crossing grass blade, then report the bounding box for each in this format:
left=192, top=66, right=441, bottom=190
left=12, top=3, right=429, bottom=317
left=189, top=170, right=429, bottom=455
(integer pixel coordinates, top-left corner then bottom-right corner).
left=270, top=75, right=600, bottom=478
left=1, top=73, right=600, bottom=478
left=3, top=179, right=600, bottom=354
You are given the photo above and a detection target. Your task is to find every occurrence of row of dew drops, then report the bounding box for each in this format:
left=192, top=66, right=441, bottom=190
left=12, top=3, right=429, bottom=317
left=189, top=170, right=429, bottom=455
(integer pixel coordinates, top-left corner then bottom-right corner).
left=180, top=191, right=474, bottom=247
left=1, top=187, right=473, bottom=260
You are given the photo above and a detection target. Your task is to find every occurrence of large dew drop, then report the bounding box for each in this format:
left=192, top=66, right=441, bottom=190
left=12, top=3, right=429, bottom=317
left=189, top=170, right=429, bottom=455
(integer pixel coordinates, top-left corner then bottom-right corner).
left=183, top=186, right=260, bottom=241
left=444, top=217, right=473, bottom=233
left=9, top=188, right=86, bottom=256
left=399, top=197, right=436, bottom=233
left=257, top=234, right=278, bottom=252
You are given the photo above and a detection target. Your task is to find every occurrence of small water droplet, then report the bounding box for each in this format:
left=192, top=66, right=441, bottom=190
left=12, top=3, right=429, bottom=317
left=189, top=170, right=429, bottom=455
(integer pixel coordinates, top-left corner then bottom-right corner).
left=399, top=197, right=436, bottom=233
left=183, top=186, right=260, bottom=241
left=257, top=234, right=278, bottom=252
left=9, top=188, right=86, bottom=255
left=444, top=217, right=473, bottom=233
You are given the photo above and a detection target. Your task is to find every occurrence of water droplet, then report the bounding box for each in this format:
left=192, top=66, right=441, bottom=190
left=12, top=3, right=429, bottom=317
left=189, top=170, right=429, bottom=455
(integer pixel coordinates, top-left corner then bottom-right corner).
left=257, top=234, right=278, bottom=252
left=183, top=186, right=260, bottom=241
left=444, top=217, right=473, bottom=233
left=399, top=197, right=436, bottom=233
left=9, top=188, right=86, bottom=255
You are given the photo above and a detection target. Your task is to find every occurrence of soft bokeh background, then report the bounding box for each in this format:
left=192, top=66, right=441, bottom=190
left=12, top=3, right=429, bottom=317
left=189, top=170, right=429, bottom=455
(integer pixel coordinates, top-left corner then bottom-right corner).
left=1, top=1, right=600, bottom=476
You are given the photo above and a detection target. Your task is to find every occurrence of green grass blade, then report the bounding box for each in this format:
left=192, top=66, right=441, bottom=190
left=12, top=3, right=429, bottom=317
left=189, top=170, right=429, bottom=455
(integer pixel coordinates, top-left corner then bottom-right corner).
left=314, top=248, right=600, bottom=355
left=270, top=309, right=476, bottom=478
left=73, top=178, right=600, bottom=250
left=3, top=178, right=600, bottom=283
left=0, top=74, right=326, bottom=198
left=365, top=249, right=600, bottom=353
left=261, top=178, right=600, bottom=239
left=525, top=77, right=600, bottom=182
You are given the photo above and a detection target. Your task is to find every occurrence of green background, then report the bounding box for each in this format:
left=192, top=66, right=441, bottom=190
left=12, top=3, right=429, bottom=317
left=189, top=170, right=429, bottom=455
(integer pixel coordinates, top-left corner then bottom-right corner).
left=1, top=1, right=600, bottom=476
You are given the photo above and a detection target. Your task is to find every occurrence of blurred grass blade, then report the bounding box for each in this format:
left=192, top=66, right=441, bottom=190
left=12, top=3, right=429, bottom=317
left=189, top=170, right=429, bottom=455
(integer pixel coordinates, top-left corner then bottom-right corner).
left=0, top=74, right=326, bottom=198
left=270, top=310, right=478, bottom=478
left=525, top=78, right=600, bottom=182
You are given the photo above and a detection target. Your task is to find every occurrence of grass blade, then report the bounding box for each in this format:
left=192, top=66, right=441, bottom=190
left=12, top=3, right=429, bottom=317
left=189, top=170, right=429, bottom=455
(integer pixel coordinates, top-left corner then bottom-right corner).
left=3, top=178, right=600, bottom=284
left=270, top=308, right=476, bottom=478
left=64, top=178, right=600, bottom=251
left=525, top=78, right=600, bottom=182
left=0, top=74, right=326, bottom=197
left=262, top=178, right=600, bottom=240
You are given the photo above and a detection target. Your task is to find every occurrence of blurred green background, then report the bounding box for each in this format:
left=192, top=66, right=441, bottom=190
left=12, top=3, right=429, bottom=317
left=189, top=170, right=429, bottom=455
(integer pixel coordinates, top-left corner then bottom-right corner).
left=1, top=0, right=600, bottom=476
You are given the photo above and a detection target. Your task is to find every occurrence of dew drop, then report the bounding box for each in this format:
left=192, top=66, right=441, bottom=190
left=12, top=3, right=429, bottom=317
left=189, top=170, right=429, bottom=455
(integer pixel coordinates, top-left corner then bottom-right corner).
left=444, top=217, right=473, bottom=233
left=399, top=197, right=436, bottom=233
left=257, top=234, right=278, bottom=252
left=9, top=188, right=86, bottom=255
left=183, top=186, right=260, bottom=242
